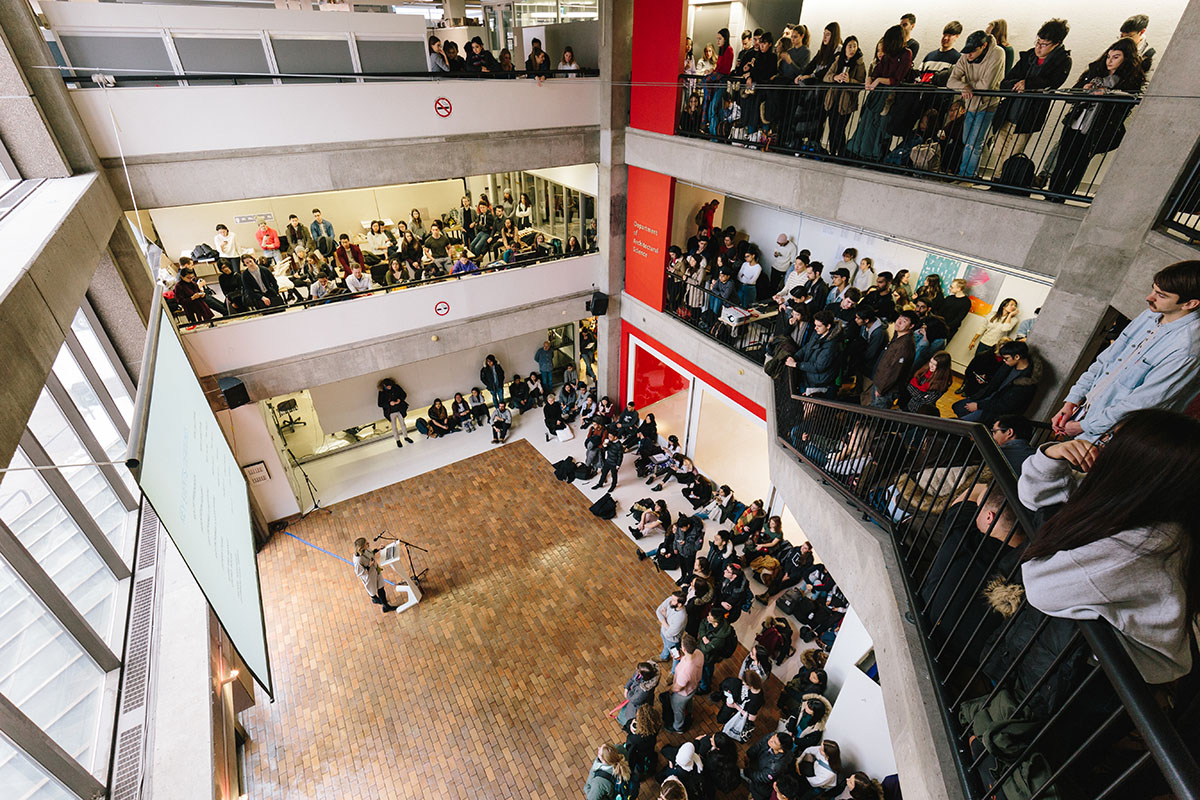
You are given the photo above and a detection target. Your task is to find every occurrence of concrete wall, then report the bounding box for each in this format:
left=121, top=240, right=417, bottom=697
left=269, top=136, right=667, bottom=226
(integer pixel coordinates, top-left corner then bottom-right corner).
left=103, top=126, right=600, bottom=210
left=625, top=128, right=1084, bottom=279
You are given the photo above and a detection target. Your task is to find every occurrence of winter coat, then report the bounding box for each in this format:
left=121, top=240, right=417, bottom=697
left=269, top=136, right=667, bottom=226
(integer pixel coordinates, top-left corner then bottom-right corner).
left=717, top=571, right=750, bottom=623
left=871, top=332, right=916, bottom=395
left=797, top=321, right=845, bottom=390
left=966, top=355, right=1043, bottom=421
left=377, top=383, right=409, bottom=419
left=788, top=693, right=833, bottom=750
left=602, top=440, right=625, bottom=469
left=697, top=618, right=735, bottom=662
left=997, top=45, right=1072, bottom=133
left=746, top=734, right=792, bottom=794
left=823, top=54, right=867, bottom=115
left=480, top=361, right=505, bottom=392
left=1061, top=64, right=1145, bottom=154
left=674, top=517, right=705, bottom=562
left=617, top=669, right=659, bottom=726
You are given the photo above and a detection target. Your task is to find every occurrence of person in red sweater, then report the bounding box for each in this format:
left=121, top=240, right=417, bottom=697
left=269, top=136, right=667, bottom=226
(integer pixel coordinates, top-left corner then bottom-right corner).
left=704, top=28, right=735, bottom=133
left=255, top=220, right=281, bottom=264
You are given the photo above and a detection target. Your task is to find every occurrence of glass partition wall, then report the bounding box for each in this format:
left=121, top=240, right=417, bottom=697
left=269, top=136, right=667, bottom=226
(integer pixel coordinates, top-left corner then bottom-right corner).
left=474, top=169, right=597, bottom=250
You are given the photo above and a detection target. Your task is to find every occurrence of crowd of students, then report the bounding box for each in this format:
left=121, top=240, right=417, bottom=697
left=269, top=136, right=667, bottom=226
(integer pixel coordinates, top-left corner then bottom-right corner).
left=167, top=195, right=594, bottom=325
left=668, top=212, right=1045, bottom=428
left=678, top=13, right=1154, bottom=195
left=428, top=35, right=583, bottom=76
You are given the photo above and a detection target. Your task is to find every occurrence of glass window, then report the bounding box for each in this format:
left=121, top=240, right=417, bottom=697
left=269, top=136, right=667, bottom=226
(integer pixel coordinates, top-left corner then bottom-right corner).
left=69, top=310, right=134, bottom=427
left=0, top=557, right=106, bottom=771
left=27, top=391, right=130, bottom=558
left=0, top=733, right=77, bottom=800
left=50, top=348, right=138, bottom=497
left=0, top=448, right=122, bottom=647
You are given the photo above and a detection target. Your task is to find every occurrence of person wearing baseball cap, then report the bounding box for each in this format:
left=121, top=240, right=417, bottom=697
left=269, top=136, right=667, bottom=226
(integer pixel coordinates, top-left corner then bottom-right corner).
left=826, top=266, right=852, bottom=309
left=769, top=233, right=797, bottom=293
left=948, top=29, right=1005, bottom=178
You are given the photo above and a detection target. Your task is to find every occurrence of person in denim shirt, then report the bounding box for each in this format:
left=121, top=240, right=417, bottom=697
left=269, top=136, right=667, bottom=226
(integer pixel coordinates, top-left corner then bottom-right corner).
left=1053, top=261, right=1200, bottom=440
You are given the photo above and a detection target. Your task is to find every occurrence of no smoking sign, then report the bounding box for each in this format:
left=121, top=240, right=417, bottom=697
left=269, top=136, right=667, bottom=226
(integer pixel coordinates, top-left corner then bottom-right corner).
left=434, top=97, right=452, bottom=117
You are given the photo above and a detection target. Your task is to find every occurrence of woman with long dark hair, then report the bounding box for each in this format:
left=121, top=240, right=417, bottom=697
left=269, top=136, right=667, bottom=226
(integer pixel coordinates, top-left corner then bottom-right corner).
left=846, top=25, right=913, bottom=161
left=822, top=36, right=866, bottom=157
left=1049, top=38, right=1145, bottom=199
left=1019, top=409, right=1200, bottom=683
left=904, top=351, right=953, bottom=412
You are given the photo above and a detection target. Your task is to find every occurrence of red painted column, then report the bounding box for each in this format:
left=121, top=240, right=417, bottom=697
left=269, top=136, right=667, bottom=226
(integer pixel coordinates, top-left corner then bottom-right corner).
left=630, top=0, right=687, bottom=134
left=624, top=165, right=674, bottom=311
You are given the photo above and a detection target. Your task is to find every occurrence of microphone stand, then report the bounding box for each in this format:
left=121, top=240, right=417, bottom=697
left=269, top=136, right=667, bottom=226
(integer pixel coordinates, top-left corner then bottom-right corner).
left=285, top=445, right=331, bottom=518
left=374, top=531, right=428, bottom=588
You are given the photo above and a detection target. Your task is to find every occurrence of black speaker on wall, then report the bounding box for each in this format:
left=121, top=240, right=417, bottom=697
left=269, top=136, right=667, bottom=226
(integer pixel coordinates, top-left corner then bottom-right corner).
left=218, top=376, right=251, bottom=409
left=587, top=291, right=609, bottom=316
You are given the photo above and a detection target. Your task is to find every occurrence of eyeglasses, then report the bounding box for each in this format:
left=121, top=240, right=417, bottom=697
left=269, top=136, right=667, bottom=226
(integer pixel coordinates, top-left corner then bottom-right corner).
left=1035, top=39, right=1054, bottom=48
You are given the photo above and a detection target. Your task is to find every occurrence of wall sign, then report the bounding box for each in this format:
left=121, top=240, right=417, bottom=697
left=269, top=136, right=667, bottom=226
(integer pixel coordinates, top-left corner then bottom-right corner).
left=434, top=301, right=450, bottom=316
left=234, top=213, right=274, bottom=225
left=434, top=97, right=452, bottom=118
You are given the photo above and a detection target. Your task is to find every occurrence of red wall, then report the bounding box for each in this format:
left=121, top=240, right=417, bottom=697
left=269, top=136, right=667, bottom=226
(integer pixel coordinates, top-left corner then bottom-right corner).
left=630, top=0, right=686, bottom=134
left=624, top=166, right=674, bottom=310
left=619, top=319, right=767, bottom=420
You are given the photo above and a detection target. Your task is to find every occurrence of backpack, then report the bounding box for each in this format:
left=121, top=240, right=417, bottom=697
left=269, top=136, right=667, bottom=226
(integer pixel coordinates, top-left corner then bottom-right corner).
left=573, top=462, right=596, bottom=481
left=997, top=154, right=1037, bottom=195
left=716, top=625, right=739, bottom=661
left=755, top=617, right=795, bottom=665
left=776, top=587, right=815, bottom=619
left=589, top=768, right=634, bottom=800
left=589, top=493, right=617, bottom=520
left=552, top=457, right=576, bottom=482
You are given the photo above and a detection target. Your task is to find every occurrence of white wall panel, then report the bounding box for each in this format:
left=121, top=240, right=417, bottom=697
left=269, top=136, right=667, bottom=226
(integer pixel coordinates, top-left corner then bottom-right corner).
left=822, top=607, right=898, bottom=779
left=70, top=79, right=600, bottom=159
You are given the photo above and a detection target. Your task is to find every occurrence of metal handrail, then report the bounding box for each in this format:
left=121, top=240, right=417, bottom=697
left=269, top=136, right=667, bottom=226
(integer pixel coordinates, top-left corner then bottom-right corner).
left=1160, top=144, right=1200, bottom=246
left=62, top=68, right=600, bottom=87
left=175, top=246, right=597, bottom=330
left=677, top=73, right=1142, bottom=203
left=771, top=369, right=1200, bottom=799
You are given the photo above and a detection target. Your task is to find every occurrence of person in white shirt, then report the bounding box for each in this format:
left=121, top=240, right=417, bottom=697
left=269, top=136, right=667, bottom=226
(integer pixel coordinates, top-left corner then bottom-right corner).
left=655, top=590, right=687, bottom=661
left=737, top=248, right=764, bottom=306
left=852, top=254, right=876, bottom=292
left=213, top=224, right=239, bottom=274
left=557, top=46, right=580, bottom=72
left=799, top=740, right=842, bottom=789
left=769, top=233, right=798, bottom=293
left=345, top=264, right=372, bottom=293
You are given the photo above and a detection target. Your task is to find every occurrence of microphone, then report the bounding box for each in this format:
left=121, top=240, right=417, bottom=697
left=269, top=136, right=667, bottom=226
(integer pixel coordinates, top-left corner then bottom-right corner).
left=374, top=530, right=388, bottom=542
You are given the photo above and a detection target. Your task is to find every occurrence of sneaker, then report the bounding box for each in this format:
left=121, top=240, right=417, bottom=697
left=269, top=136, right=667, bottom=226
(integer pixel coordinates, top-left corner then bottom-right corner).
left=382, top=604, right=397, bottom=613
left=755, top=593, right=770, bottom=605
left=404, top=437, right=413, bottom=443
left=591, top=483, right=603, bottom=490
left=636, top=550, right=647, bottom=561
left=396, top=441, right=403, bottom=448
left=645, top=476, right=655, bottom=485
left=651, top=485, right=663, bottom=492
left=371, top=597, right=384, bottom=605
left=628, top=526, right=640, bottom=535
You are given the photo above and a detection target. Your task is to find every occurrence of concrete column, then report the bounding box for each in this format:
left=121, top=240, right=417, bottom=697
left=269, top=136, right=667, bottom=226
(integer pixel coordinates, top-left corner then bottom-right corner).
left=442, top=0, right=466, bottom=22
left=1029, top=1, right=1200, bottom=417
left=595, top=0, right=632, bottom=399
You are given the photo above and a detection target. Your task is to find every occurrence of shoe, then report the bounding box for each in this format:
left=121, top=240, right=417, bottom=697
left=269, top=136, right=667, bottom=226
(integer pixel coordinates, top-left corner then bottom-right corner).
left=637, top=550, right=647, bottom=561
left=491, top=438, right=499, bottom=444
left=404, top=437, right=413, bottom=443
left=708, top=692, right=722, bottom=703
left=545, top=434, right=551, bottom=442
left=645, top=476, right=655, bottom=485
left=396, top=441, right=403, bottom=448
left=382, top=604, right=397, bottom=613
left=632, top=530, right=643, bottom=540
left=372, top=597, right=384, bottom=604
left=755, top=593, right=769, bottom=605
left=628, top=526, right=640, bottom=535
left=591, top=483, right=603, bottom=490
left=651, top=485, right=663, bottom=492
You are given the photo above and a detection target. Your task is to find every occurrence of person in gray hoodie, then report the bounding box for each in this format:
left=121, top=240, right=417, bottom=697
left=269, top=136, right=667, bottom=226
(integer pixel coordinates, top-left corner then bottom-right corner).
left=1018, top=408, right=1200, bottom=683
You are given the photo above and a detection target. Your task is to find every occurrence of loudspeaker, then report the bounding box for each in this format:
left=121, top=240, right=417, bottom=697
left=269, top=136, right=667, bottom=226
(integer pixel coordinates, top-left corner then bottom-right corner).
left=218, top=376, right=251, bottom=409
left=586, top=291, right=609, bottom=316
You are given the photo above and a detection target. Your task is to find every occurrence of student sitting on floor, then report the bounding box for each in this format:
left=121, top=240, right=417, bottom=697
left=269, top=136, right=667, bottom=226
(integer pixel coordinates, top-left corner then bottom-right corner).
left=468, top=387, right=490, bottom=429
left=490, top=402, right=513, bottom=444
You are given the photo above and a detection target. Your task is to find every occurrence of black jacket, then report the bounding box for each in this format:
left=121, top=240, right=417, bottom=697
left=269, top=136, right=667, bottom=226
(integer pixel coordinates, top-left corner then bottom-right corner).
left=998, top=45, right=1072, bottom=133
left=1062, top=65, right=1145, bottom=153
left=967, top=356, right=1043, bottom=421
left=745, top=735, right=791, bottom=797
left=480, top=362, right=505, bottom=391
left=602, top=439, right=624, bottom=468
left=941, top=294, right=972, bottom=338
left=674, top=516, right=704, bottom=561
left=716, top=571, right=750, bottom=622
left=797, top=321, right=844, bottom=390
left=240, top=266, right=280, bottom=308
left=543, top=402, right=563, bottom=429
left=377, top=383, right=409, bottom=419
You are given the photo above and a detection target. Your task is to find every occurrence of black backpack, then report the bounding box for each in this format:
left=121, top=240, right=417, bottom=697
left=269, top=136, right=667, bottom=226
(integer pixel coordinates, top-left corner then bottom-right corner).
left=589, top=493, right=617, bottom=519
left=997, top=154, right=1037, bottom=195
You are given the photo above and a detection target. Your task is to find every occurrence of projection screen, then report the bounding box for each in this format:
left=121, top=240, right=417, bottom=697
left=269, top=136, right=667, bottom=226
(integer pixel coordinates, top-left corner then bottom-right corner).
left=132, top=304, right=272, bottom=696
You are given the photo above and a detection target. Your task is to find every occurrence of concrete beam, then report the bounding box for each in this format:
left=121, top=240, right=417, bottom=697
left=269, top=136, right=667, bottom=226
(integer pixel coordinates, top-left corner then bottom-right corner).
left=767, top=398, right=964, bottom=800
left=624, top=128, right=1084, bottom=277
left=0, top=174, right=121, bottom=466
left=213, top=290, right=595, bottom=400
left=103, top=126, right=602, bottom=209
left=620, top=292, right=771, bottom=411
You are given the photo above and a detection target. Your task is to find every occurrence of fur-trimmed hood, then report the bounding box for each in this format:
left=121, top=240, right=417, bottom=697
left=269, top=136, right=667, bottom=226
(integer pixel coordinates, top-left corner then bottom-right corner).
left=1011, top=353, right=1044, bottom=387
left=798, top=692, right=833, bottom=738
left=895, top=464, right=994, bottom=515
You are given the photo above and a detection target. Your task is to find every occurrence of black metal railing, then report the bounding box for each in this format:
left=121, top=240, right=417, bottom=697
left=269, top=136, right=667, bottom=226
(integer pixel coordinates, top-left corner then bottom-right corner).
left=663, top=276, right=775, bottom=364
left=62, top=68, right=599, bottom=88
left=771, top=370, right=1200, bottom=800
left=677, top=75, right=1142, bottom=204
left=1161, top=147, right=1200, bottom=246
left=174, top=246, right=597, bottom=330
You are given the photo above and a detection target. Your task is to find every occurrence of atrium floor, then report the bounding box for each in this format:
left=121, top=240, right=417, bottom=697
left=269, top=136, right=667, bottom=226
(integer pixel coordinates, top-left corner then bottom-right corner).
left=243, top=438, right=785, bottom=799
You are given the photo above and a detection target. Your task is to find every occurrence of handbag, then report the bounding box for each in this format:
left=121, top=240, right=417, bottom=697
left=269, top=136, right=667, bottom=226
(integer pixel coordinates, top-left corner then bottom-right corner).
left=910, top=141, right=941, bottom=171
left=721, top=708, right=754, bottom=742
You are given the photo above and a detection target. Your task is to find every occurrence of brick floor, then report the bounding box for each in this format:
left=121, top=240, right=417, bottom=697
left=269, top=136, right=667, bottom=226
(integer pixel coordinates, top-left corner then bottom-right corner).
left=243, top=439, right=777, bottom=799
